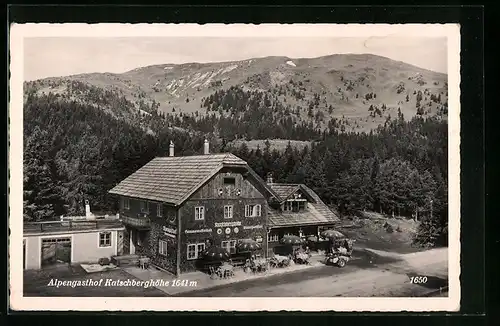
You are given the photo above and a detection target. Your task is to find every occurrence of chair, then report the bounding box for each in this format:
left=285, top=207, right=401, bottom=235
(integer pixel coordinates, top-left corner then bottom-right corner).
left=217, top=267, right=227, bottom=279
left=243, top=259, right=252, bottom=273
left=209, top=266, right=219, bottom=279
left=223, top=268, right=233, bottom=279
left=139, top=257, right=150, bottom=269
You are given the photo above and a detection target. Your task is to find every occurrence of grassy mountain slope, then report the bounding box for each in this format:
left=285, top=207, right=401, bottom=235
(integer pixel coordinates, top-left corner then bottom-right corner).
left=25, top=54, right=448, bottom=132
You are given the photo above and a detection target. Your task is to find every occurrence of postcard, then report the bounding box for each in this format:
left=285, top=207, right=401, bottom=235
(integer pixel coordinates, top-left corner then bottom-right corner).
left=9, top=23, right=460, bottom=311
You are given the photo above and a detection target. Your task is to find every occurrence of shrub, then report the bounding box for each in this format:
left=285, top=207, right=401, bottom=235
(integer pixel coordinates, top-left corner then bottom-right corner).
left=396, top=225, right=402, bottom=232
left=385, top=223, right=394, bottom=233
left=98, top=257, right=111, bottom=266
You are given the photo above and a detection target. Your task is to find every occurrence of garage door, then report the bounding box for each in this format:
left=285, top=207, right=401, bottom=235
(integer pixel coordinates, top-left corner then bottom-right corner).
left=41, top=237, right=71, bottom=267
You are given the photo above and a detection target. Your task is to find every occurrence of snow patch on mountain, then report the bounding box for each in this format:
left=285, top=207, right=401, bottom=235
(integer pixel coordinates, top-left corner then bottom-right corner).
left=202, top=71, right=217, bottom=87
left=221, top=65, right=238, bottom=74
left=286, top=60, right=296, bottom=67
left=166, top=80, right=176, bottom=90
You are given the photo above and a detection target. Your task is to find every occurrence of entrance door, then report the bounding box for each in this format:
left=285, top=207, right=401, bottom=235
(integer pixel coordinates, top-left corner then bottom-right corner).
left=41, top=237, right=71, bottom=267
left=123, top=228, right=130, bottom=255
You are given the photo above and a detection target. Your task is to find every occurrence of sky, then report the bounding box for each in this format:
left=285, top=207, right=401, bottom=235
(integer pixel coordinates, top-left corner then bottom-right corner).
left=23, top=36, right=448, bottom=81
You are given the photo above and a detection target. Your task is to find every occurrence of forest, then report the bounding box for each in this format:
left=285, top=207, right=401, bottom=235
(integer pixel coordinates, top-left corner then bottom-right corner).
left=23, top=92, right=448, bottom=247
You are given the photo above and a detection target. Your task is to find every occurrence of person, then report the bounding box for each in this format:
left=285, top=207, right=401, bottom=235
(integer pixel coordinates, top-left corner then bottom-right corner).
left=305, top=246, right=311, bottom=257
left=331, top=240, right=340, bottom=253
left=344, top=239, right=352, bottom=253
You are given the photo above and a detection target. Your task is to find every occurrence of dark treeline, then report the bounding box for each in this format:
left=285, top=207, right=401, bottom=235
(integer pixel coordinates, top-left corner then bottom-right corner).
left=23, top=93, right=447, bottom=247
left=160, top=85, right=326, bottom=141
left=225, top=115, right=448, bottom=247
left=23, top=93, right=216, bottom=221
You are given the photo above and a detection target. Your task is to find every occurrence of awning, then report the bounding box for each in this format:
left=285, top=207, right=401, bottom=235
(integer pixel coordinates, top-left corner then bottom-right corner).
left=236, top=239, right=262, bottom=252
left=202, top=246, right=231, bottom=261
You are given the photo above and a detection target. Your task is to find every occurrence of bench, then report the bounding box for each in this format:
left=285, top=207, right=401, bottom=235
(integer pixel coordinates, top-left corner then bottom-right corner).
left=111, top=254, right=140, bottom=267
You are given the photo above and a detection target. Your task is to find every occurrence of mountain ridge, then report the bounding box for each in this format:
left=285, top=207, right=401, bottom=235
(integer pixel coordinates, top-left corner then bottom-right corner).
left=25, top=53, right=448, bottom=133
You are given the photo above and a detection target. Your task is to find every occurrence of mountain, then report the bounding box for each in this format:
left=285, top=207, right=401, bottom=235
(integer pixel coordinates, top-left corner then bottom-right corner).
left=24, top=54, right=448, bottom=133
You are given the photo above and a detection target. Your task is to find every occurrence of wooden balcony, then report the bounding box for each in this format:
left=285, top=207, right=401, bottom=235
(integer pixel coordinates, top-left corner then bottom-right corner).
left=120, top=213, right=151, bottom=229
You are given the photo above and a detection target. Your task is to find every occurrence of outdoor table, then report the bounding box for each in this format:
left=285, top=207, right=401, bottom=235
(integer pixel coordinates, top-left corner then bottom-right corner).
left=218, top=263, right=234, bottom=278
left=273, top=255, right=291, bottom=267
left=251, top=258, right=268, bottom=273
left=295, top=252, right=310, bottom=264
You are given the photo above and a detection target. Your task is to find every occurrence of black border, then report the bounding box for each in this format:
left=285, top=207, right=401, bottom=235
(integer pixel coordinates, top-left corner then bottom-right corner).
left=5, top=4, right=486, bottom=324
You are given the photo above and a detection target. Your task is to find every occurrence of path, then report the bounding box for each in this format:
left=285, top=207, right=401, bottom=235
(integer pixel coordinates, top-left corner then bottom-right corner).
left=181, top=247, right=448, bottom=297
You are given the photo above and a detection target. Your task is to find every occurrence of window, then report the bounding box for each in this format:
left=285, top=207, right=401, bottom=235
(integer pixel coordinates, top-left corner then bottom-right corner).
left=221, top=240, right=237, bottom=254
left=194, top=206, right=205, bottom=220
left=99, top=232, right=111, bottom=247
left=140, top=201, right=149, bottom=213
left=157, top=203, right=163, bottom=217
left=187, top=243, right=205, bottom=260
left=158, top=239, right=168, bottom=256
left=224, top=205, right=233, bottom=219
left=197, top=243, right=205, bottom=257
left=268, top=233, right=279, bottom=242
left=245, top=204, right=262, bottom=217
left=123, top=198, right=130, bottom=210
left=224, top=177, right=236, bottom=185
left=283, top=200, right=307, bottom=212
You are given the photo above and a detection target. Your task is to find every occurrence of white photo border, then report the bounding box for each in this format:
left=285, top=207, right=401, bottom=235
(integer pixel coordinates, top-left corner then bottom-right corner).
left=8, top=23, right=461, bottom=312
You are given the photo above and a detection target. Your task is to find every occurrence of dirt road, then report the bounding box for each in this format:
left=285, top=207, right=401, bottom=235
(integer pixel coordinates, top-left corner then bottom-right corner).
left=182, top=247, right=448, bottom=297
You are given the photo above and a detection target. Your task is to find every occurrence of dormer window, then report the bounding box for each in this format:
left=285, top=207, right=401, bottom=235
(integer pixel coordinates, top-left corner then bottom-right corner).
left=283, top=199, right=307, bottom=212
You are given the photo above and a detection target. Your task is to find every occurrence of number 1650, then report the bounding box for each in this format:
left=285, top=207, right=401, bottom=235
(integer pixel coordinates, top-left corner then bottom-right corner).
left=410, top=276, right=428, bottom=284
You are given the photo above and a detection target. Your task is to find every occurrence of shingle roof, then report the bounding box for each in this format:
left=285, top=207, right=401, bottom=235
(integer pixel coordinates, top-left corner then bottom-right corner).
left=267, top=183, right=340, bottom=227
left=269, top=184, right=300, bottom=200
left=109, top=153, right=249, bottom=205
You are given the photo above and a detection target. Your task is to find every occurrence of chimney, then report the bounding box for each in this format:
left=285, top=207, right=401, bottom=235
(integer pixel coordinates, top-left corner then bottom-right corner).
left=85, top=200, right=93, bottom=219
left=266, top=173, right=273, bottom=184
left=203, top=139, right=210, bottom=155
left=169, top=140, right=175, bottom=157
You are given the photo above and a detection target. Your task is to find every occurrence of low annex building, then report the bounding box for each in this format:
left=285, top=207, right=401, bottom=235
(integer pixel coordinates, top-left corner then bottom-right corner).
left=23, top=202, right=125, bottom=270
left=265, top=179, right=340, bottom=254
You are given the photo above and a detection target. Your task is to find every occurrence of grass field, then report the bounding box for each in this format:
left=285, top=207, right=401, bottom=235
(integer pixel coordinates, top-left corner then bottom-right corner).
left=228, top=139, right=313, bottom=152
left=338, top=211, right=423, bottom=254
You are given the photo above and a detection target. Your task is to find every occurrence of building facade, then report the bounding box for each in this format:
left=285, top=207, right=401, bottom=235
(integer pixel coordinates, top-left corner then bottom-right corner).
left=265, top=180, right=340, bottom=255
left=109, top=141, right=279, bottom=275
left=109, top=140, right=339, bottom=275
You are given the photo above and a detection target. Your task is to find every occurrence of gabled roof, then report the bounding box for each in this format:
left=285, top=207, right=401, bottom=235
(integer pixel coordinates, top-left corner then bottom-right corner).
left=269, top=183, right=316, bottom=203
left=109, top=153, right=279, bottom=206
left=269, top=184, right=301, bottom=201
left=267, top=183, right=340, bottom=228
left=267, top=203, right=339, bottom=228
